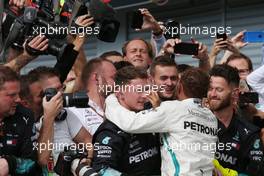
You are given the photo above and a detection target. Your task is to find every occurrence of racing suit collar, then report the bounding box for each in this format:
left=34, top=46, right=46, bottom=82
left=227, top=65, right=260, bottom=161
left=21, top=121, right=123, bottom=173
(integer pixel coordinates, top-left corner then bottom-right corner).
left=181, top=98, right=202, bottom=105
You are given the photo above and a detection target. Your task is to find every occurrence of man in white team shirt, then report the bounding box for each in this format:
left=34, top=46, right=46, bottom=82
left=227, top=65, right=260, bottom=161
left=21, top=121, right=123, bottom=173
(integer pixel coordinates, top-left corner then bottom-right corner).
left=67, top=58, right=116, bottom=135
left=105, top=68, right=218, bottom=176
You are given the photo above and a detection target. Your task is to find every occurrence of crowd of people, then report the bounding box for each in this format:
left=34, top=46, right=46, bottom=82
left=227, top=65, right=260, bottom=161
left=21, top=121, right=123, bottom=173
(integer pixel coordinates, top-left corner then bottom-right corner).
left=0, top=0, right=264, bottom=176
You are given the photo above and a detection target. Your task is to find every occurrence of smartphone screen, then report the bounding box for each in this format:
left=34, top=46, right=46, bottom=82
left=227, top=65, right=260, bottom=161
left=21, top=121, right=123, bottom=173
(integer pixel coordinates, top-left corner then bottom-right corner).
left=131, top=10, right=143, bottom=29
left=174, top=43, right=199, bottom=55
left=164, top=20, right=180, bottom=39
left=243, top=32, right=264, bottom=43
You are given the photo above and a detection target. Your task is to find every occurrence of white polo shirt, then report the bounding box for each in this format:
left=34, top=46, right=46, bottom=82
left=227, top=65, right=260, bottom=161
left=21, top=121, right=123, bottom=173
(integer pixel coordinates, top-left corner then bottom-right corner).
left=66, top=100, right=104, bottom=135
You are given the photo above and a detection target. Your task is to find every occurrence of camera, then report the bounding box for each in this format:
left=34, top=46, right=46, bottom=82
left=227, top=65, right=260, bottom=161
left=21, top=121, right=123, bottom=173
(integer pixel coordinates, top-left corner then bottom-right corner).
left=44, top=88, right=89, bottom=108
left=45, top=40, right=68, bottom=59
left=55, top=146, right=99, bottom=176
left=74, top=0, right=120, bottom=42
left=1, top=1, right=68, bottom=62
left=1, top=0, right=120, bottom=63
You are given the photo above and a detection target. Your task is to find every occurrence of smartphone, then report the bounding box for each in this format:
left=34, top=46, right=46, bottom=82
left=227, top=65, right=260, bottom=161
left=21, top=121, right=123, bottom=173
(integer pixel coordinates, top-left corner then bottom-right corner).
left=174, top=43, right=199, bottom=55
left=131, top=10, right=143, bottom=29
left=243, top=31, right=264, bottom=43
left=76, top=5, right=89, bottom=17
left=164, top=20, right=180, bottom=39
left=216, top=33, right=227, bottom=40
left=239, top=92, right=259, bottom=104
left=253, top=116, right=264, bottom=128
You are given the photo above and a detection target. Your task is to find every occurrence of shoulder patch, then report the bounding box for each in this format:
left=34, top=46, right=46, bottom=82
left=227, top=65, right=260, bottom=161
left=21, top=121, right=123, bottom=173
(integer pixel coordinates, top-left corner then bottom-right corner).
left=232, top=131, right=240, bottom=141
left=102, top=136, right=111, bottom=145
left=254, top=139, right=260, bottom=149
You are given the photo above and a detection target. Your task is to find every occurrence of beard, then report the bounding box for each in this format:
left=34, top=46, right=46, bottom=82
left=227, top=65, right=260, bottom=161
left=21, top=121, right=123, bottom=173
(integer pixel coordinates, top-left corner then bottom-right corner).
left=208, top=93, right=232, bottom=111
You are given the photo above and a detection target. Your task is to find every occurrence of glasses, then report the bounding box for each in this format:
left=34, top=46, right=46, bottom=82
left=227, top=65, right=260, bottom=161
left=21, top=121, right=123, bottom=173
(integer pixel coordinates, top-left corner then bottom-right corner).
left=238, top=69, right=250, bottom=75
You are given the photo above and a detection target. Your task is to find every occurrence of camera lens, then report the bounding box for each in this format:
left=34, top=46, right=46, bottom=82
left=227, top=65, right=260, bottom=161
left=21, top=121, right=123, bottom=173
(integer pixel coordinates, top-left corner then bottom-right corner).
left=48, top=41, right=67, bottom=59
left=71, top=159, right=99, bottom=176
left=63, top=91, right=88, bottom=108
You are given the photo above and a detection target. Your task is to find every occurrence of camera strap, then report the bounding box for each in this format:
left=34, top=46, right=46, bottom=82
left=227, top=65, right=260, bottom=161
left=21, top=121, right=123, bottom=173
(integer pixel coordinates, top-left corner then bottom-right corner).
left=0, top=0, right=4, bottom=53
left=89, top=105, right=105, bottom=119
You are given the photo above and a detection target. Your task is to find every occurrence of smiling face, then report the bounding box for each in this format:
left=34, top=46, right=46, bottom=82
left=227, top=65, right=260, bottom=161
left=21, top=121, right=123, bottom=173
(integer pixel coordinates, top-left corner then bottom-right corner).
left=118, top=78, right=149, bottom=112
left=124, top=40, right=152, bottom=68
left=0, top=81, right=21, bottom=118
left=207, top=76, right=234, bottom=111
left=152, top=65, right=178, bottom=100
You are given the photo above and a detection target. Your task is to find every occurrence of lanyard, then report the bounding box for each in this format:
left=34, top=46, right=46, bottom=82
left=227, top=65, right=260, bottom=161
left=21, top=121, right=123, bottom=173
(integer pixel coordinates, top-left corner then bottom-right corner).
left=88, top=104, right=105, bottom=119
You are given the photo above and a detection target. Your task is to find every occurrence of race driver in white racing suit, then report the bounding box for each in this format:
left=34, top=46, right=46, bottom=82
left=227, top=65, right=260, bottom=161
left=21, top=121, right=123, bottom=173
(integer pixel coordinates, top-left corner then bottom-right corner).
left=105, top=68, right=218, bottom=176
